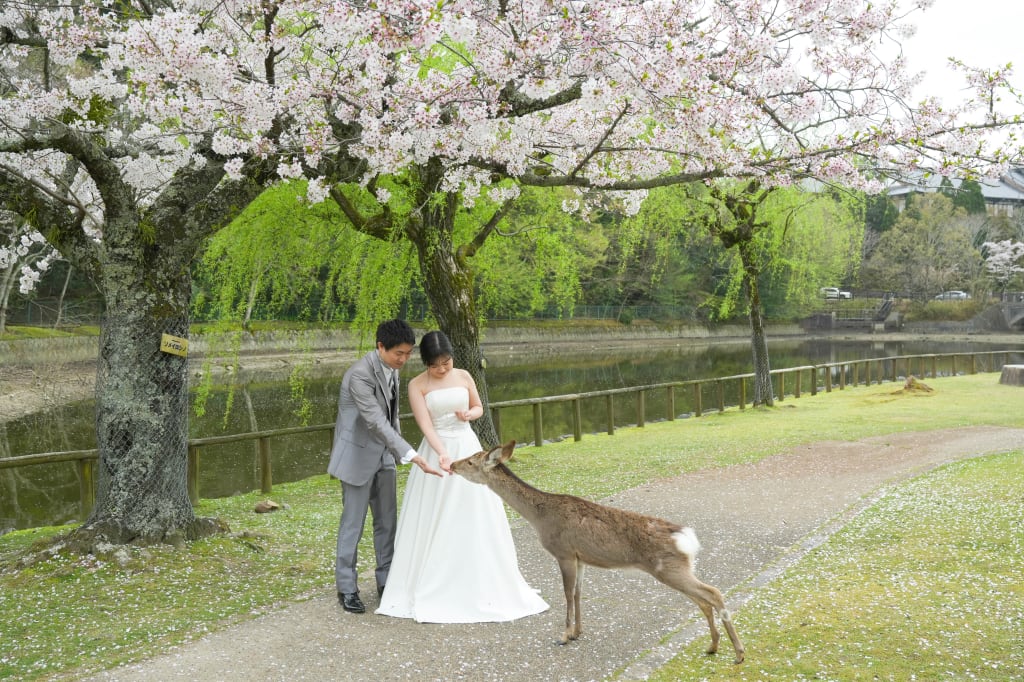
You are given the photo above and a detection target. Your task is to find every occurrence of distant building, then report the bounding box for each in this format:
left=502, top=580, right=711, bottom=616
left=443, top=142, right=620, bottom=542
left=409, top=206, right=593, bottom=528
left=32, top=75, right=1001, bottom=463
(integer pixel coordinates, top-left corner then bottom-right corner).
left=887, top=167, right=1024, bottom=218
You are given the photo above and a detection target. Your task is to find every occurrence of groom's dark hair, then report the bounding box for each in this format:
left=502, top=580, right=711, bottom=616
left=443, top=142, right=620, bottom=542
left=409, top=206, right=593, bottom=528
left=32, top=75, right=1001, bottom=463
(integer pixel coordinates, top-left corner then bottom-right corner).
left=376, top=319, right=415, bottom=350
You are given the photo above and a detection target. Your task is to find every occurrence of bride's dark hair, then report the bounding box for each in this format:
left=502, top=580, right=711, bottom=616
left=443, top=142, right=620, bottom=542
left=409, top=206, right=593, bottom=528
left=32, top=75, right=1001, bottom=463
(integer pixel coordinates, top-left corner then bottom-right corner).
left=419, top=330, right=454, bottom=366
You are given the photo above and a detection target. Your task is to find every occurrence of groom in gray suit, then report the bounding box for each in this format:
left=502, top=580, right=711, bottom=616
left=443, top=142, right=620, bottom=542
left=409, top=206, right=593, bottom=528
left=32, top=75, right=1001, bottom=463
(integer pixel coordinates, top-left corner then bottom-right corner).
left=327, top=319, right=442, bottom=613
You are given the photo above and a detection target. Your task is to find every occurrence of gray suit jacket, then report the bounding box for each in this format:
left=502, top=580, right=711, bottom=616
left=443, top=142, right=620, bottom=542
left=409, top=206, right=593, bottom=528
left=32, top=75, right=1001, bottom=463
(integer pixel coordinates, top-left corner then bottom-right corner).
left=326, top=350, right=415, bottom=486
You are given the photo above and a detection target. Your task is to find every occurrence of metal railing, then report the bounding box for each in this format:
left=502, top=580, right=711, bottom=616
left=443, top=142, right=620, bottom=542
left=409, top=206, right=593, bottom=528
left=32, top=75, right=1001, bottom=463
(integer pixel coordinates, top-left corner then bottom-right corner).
left=1, top=350, right=1018, bottom=520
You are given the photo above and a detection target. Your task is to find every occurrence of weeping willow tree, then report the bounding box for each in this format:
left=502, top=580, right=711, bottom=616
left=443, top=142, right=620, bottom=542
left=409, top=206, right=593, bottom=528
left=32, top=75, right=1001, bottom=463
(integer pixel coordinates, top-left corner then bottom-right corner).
left=194, top=178, right=606, bottom=443
left=192, top=179, right=418, bottom=425
left=194, top=180, right=417, bottom=328
left=702, top=181, right=863, bottom=405
left=472, top=186, right=608, bottom=321
left=616, top=182, right=863, bottom=406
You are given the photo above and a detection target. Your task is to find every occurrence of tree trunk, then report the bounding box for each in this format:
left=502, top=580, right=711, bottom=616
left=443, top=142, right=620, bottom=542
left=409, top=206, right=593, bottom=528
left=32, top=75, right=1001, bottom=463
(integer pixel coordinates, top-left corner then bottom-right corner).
left=411, top=165, right=500, bottom=446
left=999, top=365, right=1024, bottom=386
left=0, top=261, right=13, bottom=335
left=53, top=264, right=72, bottom=329
left=80, top=265, right=211, bottom=545
left=68, top=191, right=235, bottom=547
left=244, top=272, right=259, bottom=329
left=739, top=242, right=774, bottom=406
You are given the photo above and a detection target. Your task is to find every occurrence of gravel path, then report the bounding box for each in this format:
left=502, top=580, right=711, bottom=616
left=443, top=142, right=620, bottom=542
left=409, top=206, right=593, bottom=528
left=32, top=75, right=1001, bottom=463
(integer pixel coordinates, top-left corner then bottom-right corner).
left=79, top=426, right=1023, bottom=682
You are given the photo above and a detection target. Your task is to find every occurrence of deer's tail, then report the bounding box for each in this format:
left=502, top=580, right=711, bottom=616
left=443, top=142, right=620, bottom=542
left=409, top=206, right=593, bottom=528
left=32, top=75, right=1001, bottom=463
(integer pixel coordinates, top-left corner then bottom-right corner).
left=672, top=526, right=701, bottom=561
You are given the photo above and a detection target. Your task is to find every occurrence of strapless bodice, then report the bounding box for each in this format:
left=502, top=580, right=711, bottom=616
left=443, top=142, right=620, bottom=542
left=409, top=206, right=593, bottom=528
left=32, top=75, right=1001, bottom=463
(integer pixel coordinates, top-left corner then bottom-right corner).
left=425, top=387, right=471, bottom=436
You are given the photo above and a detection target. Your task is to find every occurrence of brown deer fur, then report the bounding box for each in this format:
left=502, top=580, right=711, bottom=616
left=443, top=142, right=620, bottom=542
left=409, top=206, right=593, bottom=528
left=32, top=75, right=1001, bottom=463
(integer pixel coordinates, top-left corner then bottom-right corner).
left=450, top=441, right=744, bottom=664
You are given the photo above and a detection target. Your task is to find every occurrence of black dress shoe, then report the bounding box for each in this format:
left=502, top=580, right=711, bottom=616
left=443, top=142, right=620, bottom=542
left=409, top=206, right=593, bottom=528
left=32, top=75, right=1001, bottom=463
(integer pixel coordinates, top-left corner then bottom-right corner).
left=339, top=592, right=365, bottom=613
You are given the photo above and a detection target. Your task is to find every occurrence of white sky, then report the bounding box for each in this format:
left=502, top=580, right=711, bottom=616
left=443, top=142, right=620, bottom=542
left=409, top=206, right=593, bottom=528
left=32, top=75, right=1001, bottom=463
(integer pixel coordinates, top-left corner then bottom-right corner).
left=902, top=0, right=1024, bottom=106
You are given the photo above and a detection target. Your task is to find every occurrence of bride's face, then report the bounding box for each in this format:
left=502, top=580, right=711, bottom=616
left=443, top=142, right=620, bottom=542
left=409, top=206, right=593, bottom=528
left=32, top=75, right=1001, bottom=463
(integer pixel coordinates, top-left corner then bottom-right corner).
left=426, top=355, right=453, bottom=380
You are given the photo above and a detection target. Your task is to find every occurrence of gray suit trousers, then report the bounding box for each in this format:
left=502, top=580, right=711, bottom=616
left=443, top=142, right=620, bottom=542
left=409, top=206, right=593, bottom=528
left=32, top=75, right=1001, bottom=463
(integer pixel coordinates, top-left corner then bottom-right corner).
left=334, top=465, right=398, bottom=594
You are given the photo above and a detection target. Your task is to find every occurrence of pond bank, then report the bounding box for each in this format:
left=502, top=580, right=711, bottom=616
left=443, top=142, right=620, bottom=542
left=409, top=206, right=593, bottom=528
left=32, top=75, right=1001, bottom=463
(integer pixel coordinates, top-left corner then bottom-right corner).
left=2, top=322, right=1021, bottom=423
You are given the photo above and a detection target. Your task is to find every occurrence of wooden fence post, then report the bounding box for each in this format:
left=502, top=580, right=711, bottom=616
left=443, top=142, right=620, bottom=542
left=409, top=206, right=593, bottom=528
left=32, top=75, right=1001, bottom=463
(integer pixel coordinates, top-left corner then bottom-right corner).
left=77, top=459, right=95, bottom=520
left=533, top=404, right=543, bottom=446
left=259, top=437, right=272, bottom=493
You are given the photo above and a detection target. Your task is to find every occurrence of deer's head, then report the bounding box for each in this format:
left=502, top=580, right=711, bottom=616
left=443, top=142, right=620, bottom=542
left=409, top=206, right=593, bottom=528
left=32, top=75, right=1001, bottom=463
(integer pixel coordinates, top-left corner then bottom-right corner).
left=450, top=440, right=516, bottom=483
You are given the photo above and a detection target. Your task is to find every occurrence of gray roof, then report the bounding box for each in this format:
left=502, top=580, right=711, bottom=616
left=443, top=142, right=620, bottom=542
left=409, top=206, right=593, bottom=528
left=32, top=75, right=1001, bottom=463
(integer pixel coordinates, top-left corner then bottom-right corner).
left=887, top=167, right=1024, bottom=202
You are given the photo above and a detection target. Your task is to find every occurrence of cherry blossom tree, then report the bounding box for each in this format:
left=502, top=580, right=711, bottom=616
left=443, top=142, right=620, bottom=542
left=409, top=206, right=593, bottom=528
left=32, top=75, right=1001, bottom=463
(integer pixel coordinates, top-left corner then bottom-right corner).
left=2, top=0, right=1022, bottom=545
left=0, top=213, right=61, bottom=333
left=983, top=239, right=1024, bottom=293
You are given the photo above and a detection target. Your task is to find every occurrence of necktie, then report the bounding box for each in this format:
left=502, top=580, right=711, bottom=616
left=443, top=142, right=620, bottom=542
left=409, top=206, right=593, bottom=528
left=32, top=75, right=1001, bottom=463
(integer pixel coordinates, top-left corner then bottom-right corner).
left=387, top=371, right=397, bottom=417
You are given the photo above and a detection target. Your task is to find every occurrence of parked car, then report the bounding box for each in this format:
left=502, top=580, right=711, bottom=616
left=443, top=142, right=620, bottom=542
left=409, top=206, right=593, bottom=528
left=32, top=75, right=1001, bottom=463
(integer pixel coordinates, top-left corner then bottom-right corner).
left=820, top=286, right=852, bottom=300
left=934, top=290, right=971, bottom=300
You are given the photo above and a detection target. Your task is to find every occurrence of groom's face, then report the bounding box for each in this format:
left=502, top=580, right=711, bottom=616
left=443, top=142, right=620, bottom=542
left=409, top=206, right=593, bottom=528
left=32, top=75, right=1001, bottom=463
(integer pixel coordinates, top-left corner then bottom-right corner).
left=378, top=342, right=415, bottom=370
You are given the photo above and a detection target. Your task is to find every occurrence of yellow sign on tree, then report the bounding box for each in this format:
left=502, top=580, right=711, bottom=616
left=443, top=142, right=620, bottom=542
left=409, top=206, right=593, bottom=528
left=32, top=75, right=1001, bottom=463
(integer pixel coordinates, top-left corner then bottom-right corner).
left=160, top=333, right=188, bottom=357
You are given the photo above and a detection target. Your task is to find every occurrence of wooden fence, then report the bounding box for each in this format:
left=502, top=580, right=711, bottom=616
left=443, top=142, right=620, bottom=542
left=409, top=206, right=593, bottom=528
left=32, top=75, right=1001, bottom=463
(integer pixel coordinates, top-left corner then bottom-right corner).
left=1, top=350, right=1018, bottom=520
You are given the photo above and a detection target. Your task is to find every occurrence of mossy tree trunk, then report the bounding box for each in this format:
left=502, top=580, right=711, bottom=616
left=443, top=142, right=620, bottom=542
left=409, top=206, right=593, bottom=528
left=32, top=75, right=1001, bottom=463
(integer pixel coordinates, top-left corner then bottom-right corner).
left=738, top=240, right=775, bottom=406
left=1, top=127, right=269, bottom=547
left=710, top=182, right=776, bottom=407
left=409, top=160, right=501, bottom=446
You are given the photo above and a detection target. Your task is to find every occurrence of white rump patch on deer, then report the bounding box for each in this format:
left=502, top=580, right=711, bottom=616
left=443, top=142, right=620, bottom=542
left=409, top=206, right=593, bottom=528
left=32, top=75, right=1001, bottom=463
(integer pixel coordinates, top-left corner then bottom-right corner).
left=673, top=527, right=701, bottom=561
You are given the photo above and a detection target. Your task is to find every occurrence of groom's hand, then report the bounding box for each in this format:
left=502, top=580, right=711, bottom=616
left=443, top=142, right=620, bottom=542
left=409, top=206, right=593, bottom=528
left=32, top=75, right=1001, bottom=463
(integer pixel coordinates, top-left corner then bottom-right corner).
left=411, top=455, right=444, bottom=477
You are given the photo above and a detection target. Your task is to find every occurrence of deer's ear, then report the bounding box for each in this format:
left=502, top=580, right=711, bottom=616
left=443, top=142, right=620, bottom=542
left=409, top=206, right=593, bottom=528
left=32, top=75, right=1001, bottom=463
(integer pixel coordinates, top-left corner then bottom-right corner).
left=483, top=445, right=505, bottom=468
left=499, top=440, right=516, bottom=463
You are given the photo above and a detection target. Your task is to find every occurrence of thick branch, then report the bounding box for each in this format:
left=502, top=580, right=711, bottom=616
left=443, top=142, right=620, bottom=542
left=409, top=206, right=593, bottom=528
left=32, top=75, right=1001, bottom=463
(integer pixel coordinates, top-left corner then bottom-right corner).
left=0, top=170, right=100, bottom=280
left=328, top=186, right=395, bottom=240
left=459, top=202, right=512, bottom=261
left=498, top=79, right=584, bottom=117
left=2, top=124, right=135, bottom=223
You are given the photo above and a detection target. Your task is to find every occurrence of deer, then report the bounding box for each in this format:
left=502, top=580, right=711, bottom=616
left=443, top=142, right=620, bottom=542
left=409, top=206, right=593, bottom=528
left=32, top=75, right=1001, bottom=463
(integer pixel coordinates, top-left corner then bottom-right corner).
left=450, top=441, right=745, bottom=664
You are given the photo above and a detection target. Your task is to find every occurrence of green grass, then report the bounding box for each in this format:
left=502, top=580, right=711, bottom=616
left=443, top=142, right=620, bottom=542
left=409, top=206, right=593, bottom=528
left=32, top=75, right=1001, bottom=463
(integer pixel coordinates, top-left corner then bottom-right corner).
left=645, top=450, right=1024, bottom=682
left=0, top=374, right=1022, bottom=680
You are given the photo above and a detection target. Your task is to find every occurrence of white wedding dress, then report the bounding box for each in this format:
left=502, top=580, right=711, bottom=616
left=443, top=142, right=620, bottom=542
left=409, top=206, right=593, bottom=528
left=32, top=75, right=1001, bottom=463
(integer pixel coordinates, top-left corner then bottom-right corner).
left=376, top=386, right=549, bottom=623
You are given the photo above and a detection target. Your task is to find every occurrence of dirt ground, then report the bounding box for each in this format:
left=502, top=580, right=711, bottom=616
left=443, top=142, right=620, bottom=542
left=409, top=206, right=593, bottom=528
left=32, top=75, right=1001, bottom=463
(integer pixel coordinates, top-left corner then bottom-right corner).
left=68, top=425, right=1023, bottom=682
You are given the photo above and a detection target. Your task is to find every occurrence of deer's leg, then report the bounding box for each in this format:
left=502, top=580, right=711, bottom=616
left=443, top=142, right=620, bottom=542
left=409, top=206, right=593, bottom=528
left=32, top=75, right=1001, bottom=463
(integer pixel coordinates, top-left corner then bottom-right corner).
left=572, top=563, right=584, bottom=640
left=719, top=607, right=744, bottom=664
left=695, top=600, right=720, bottom=655
left=557, top=557, right=579, bottom=644
left=655, top=559, right=745, bottom=664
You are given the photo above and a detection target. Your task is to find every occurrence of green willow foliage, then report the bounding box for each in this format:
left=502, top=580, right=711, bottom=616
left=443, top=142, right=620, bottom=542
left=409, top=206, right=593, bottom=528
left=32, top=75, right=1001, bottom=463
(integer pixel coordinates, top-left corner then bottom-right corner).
left=193, top=181, right=609, bottom=327
left=472, top=186, right=607, bottom=320
left=192, top=180, right=866, bottom=330
left=616, top=184, right=864, bottom=320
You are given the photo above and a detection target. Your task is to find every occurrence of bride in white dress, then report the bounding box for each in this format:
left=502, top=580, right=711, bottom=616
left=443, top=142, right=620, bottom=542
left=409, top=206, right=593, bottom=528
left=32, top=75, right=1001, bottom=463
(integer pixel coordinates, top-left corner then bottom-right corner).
left=376, top=331, right=549, bottom=623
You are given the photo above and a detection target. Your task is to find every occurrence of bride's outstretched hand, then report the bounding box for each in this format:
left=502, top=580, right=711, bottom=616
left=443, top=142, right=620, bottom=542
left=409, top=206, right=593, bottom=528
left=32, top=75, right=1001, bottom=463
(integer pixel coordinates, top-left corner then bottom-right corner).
left=438, top=453, right=452, bottom=473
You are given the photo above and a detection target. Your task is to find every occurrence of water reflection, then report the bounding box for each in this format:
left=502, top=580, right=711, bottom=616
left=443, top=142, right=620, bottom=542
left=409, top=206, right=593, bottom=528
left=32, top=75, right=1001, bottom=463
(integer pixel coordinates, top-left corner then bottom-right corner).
left=3, top=337, right=1022, bottom=531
